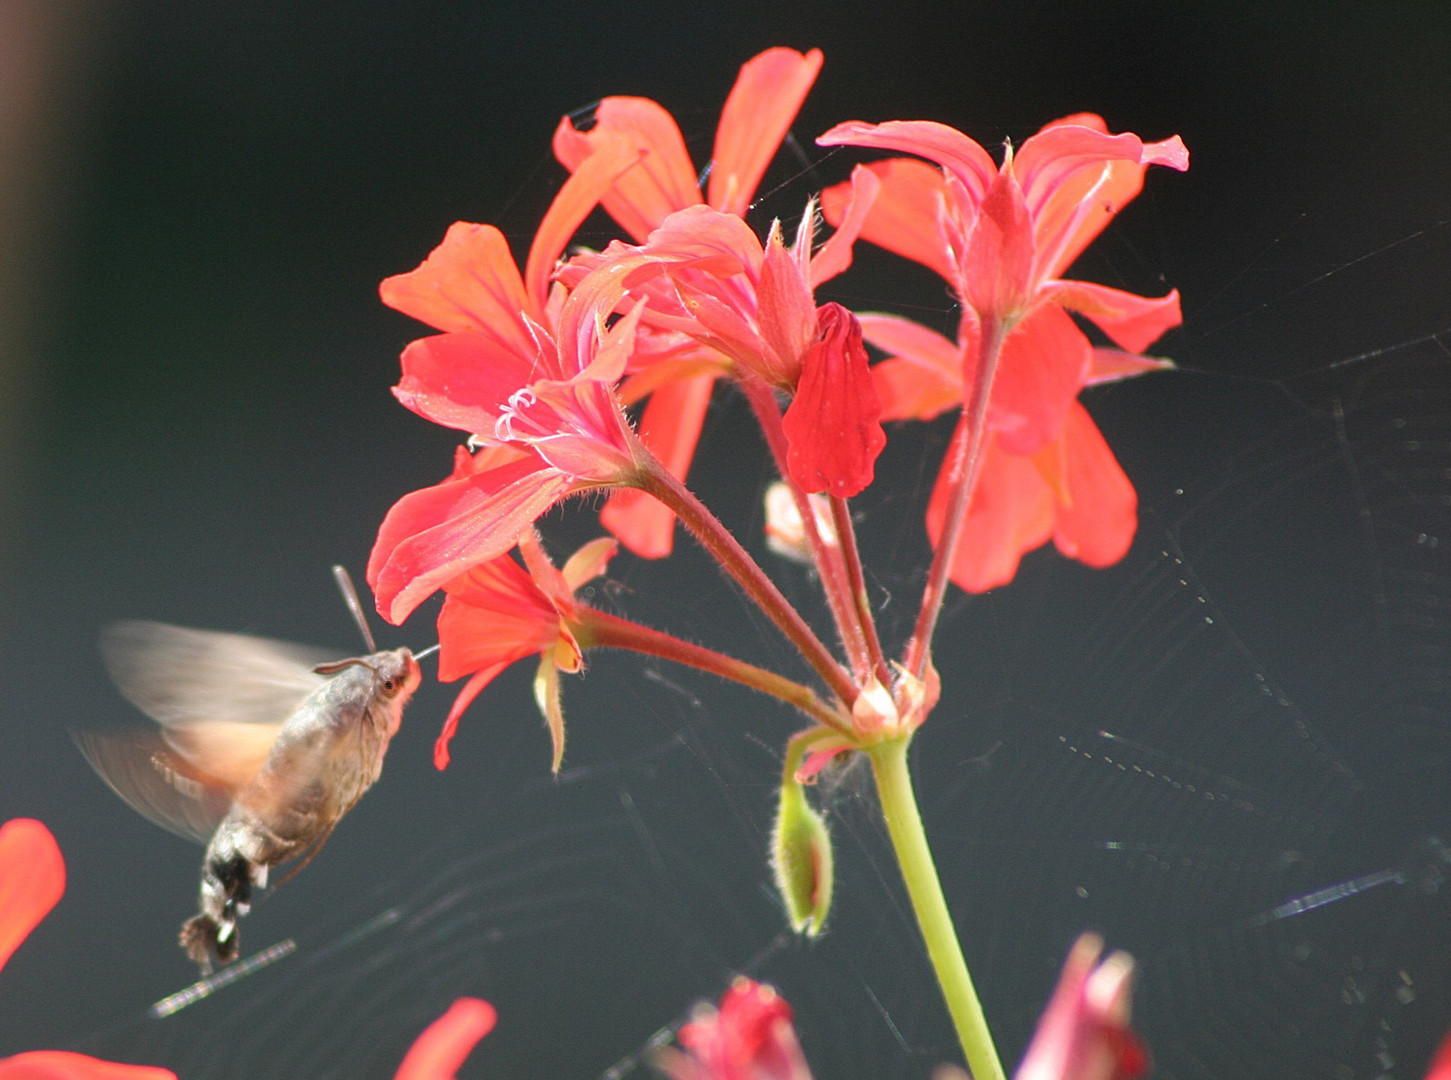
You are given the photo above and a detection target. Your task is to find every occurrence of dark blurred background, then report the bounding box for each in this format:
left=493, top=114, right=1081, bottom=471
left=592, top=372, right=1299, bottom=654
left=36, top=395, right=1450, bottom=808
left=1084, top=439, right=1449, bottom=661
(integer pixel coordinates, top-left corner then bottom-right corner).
left=2, top=3, right=1450, bottom=1078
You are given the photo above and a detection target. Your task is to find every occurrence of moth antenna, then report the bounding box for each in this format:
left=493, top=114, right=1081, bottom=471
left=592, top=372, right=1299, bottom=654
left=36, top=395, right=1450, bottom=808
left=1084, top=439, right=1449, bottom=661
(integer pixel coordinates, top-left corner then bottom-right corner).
left=331, top=565, right=377, bottom=652
left=414, top=643, right=440, bottom=661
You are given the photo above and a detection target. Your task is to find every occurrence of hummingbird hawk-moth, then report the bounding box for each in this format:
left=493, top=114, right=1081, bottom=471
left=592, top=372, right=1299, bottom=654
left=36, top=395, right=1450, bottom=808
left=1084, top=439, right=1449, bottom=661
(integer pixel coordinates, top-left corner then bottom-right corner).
left=77, top=575, right=422, bottom=971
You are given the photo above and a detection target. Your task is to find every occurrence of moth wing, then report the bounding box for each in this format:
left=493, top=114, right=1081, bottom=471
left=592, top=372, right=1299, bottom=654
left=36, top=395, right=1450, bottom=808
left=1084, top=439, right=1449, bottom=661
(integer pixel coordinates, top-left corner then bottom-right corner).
left=163, top=719, right=286, bottom=790
left=73, top=729, right=239, bottom=845
left=102, top=621, right=329, bottom=731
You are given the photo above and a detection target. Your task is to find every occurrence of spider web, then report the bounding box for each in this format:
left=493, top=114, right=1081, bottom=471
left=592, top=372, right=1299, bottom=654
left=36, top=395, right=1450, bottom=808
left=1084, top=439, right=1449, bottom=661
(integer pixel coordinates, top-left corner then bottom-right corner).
left=4, top=11, right=1451, bottom=1080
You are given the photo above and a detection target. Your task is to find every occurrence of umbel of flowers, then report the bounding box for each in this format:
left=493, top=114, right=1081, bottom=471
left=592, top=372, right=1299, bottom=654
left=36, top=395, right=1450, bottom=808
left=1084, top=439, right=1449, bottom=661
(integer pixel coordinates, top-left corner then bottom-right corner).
left=367, top=46, right=1186, bottom=1080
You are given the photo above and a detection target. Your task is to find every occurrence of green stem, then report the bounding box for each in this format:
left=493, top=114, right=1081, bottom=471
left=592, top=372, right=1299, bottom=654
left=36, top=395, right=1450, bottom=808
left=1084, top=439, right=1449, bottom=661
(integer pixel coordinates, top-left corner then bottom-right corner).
left=867, top=736, right=1004, bottom=1080
left=578, top=609, right=847, bottom=734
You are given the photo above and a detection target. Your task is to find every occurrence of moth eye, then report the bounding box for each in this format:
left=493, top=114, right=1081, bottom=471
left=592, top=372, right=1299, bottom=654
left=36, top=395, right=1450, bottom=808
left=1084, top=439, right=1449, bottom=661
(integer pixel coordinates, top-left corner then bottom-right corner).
left=382, top=678, right=398, bottom=696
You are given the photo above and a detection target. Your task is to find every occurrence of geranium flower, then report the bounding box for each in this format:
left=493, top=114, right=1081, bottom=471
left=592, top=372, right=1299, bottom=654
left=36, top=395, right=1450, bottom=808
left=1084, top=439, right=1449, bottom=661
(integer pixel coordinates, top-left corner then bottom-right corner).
left=0, top=819, right=177, bottom=1080
left=1014, top=935, right=1147, bottom=1080
left=367, top=143, right=652, bottom=625
left=817, top=114, right=1185, bottom=588
left=552, top=48, right=829, bottom=554
left=394, top=998, right=496, bottom=1080
left=566, top=166, right=881, bottom=497
left=656, top=978, right=814, bottom=1080
left=430, top=530, right=617, bottom=772
left=868, top=314, right=1167, bottom=590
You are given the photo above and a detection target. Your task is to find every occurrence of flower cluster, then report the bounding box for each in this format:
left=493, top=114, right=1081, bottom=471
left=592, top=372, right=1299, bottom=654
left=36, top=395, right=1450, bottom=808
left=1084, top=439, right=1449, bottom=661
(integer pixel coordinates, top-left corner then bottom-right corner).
left=364, top=47, right=1187, bottom=1080
left=367, top=47, right=1186, bottom=776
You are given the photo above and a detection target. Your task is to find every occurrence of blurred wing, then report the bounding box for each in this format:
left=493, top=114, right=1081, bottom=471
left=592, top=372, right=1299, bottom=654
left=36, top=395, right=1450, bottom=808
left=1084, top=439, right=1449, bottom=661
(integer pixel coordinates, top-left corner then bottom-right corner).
left=102, top=621, right=328, bottom=729
left=73, top=729, right=238, bottom=844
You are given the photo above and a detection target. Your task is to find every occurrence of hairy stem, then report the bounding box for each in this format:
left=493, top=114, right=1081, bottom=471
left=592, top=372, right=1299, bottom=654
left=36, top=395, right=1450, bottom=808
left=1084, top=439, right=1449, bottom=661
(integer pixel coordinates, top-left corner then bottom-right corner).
left=904, top=315, right=1009, bottom=680
left=578, top=608, right=845, bottom=732
left=742, top=380, right=876, bottom=682
left=635, top=456, right=858, bottom=708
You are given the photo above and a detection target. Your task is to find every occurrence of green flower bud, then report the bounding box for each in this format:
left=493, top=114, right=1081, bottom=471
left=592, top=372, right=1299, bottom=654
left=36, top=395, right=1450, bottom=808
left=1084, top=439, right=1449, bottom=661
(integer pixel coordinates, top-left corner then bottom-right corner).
left=771, top=776, right=834, bottom=936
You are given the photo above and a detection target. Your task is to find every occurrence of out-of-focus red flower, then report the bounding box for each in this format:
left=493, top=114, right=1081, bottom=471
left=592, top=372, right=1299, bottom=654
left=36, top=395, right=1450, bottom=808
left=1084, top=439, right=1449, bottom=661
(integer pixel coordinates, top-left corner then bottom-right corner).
left=432, top=531, right=617, bottom=772
left=657, top=978, right=814, bottom=1080
left=817, top=115, right=1184, bottom=591
left=0, top=820, right=177, bottom=1080
left=367, top=148, right=651, bottom=625
left=1014, top=935, right=1148, bottom=1080
left=554, top=48, right=838, bottom=552
left=394, top=998, right=496, bottom=1080
left=1428, top=1027, right=1451, bottom=1080
left=0, top=819, right=63, bottom=974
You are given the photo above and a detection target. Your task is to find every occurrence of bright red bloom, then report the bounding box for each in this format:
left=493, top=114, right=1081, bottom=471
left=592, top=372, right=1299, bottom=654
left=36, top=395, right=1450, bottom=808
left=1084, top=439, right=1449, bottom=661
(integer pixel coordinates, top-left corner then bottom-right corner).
left=1014, top=935, right=1148, bottom=1080
left=881, top=317, right=1163, bottom=590
left=552, top=48, right=827, bottom=555
left=818, top=114, right=1185, bottom=589
left=394, top=998, right=496, bottom=1080
left=657, top=979, right=814, bottom=1080
left=0, top=820, right=177, bottom=1080
left=367, top=146, right=651, bottom=625
left=566, top=165, right=880, bottom=496
left=433, top=531, right=617, bottom=772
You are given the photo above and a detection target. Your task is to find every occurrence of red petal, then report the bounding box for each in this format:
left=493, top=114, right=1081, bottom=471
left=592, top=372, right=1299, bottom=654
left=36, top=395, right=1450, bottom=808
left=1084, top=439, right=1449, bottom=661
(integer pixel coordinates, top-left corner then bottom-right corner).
left=433, top=665, right=509, bottom=771
left=1044, top=281, right=1182, bottom=354
left=553, top=97, right=702, bottom=242
left=525, top=133, right=643, bottom=310
left=393, top=332, right=543, bottom=436
left=757, top=226, right=817, bottom=386
left=1427, top=1027, right=1451, bottom=1080
left=436, top=556, right=559, bottom=682
left=817, top=120, right=997, bottom=204
left=858, top=313, right=962, bottom=421
left=808, top=164, right=880, bottom=288
left=601, top=372, right=715, bottom=557
left=965, top=168, right=1036, bottom=323
left=0, top=1051, right=176, bottom=1080
left=0, top=819, right=64, bottom=975
left=989, top=304, right=1092, bottom=456
left=708, top=48, right=823, bottom=216
left=927, top=433, right=1054, bottom=593
left=782, top=304, right=886, bottom=497
left=820, top=159, right=957, bottom=282
left=1086, top=347, right=1174, bottom=386
left=1049, top=401, right=1138, bottom=568
left=379, top=223, right=535, bottom=356
left=1016, top=119, right=1187, bottom=279
left=368, top=456, right=575, bottom=625
left=394, top=998, right=497, bottom=1080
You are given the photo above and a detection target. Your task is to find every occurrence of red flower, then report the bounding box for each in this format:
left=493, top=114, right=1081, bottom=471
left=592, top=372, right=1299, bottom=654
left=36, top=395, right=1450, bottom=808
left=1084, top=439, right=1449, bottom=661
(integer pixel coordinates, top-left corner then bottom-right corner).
left=433, top=531, right=617, bottom=772
left=818, top=114, right=1185, bottom=588
left=367, top=147, right=652, bottom=625
left=0, top=820, right=177, bottom=1080
left=1014, top=935, right=1148, bottom=1080
left=567, top=163, right=880, bottom=495
left=657, top=979, right=814, bottom=1080
left=881, top=319, right=1163, bottom=590
left=394, top=998, right=496, bottom=1080
left=552, top=48, right=827, bottom=554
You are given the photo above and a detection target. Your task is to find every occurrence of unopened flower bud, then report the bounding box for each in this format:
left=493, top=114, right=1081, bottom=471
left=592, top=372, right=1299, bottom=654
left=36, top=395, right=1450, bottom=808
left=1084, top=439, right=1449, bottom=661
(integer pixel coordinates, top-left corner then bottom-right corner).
left=763, top=482, right=837, bottom=563
left=770, top=776, right=834, bottom=936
